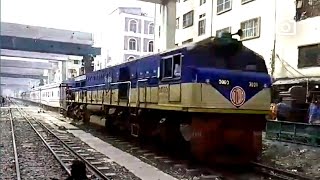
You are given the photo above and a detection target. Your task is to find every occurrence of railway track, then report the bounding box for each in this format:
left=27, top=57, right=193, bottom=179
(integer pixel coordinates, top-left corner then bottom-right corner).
left=0, top=108, right=19, bottom=179
left=13, top=99, right=317, bottom=180
left=252, top=162, right=316, bottom=180
left=64, top=119, right=317, bottom=180
left=9, top=101, right=139, bottom=180
left=52, top=121, right=317, bottom=180
left=9, top=108, right=21, bottom=180
left=3, top=107, right=68, bottom=179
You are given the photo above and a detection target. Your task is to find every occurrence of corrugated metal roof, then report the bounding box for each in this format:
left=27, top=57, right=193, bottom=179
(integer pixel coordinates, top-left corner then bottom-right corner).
left=273, top=77, right=320, bottom=85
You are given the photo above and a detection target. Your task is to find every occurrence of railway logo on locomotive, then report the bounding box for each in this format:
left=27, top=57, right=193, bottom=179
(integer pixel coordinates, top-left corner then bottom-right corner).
left=230, top=86, right=246, bottom=107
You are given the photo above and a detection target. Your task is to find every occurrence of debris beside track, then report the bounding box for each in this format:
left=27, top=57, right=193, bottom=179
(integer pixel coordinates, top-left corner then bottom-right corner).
left=262, top=133, right=320, bottom=178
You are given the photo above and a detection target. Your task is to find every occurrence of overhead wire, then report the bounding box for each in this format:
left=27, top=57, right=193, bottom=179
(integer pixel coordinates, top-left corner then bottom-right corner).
left=276, top=54, right=306, bottom=77
left=274, top=54, right=299, bottom=77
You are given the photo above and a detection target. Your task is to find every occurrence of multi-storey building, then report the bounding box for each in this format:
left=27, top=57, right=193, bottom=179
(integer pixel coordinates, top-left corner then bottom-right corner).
left=154, top=0, right=320, bottom=80
left=104, top=7, right=155, bottom=66
left=48, top=56, right=82, bottom=84
left=274, top=0, right=320, bottom=79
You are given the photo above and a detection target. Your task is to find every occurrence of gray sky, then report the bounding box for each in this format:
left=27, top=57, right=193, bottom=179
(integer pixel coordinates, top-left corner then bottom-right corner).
left=1, top=0, right=155, bottom=33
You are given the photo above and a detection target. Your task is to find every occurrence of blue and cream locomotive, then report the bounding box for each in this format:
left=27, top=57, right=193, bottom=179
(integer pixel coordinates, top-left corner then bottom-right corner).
left=39, top=31, right=273, bottom=165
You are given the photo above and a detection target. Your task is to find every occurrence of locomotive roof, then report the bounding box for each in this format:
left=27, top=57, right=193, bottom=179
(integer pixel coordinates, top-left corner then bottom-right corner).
left=71, top=35, right=265, bottom=81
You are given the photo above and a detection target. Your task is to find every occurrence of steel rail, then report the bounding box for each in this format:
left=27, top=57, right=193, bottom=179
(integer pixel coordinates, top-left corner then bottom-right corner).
left=9, top=108, right=21, bottom=180
left=251, top=162, right=315, bottom=180
left=13, top=101, right=111, bottom=180
left=11, top=107, right=71, bottom=176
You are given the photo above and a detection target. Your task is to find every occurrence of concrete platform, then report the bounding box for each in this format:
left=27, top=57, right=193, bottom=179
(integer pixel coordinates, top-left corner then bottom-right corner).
left=28, top=110, right=177, bottom=180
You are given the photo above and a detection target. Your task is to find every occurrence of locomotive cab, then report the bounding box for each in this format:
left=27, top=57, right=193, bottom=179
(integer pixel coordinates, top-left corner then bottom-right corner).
left=177, top=30, right=272, bottom=164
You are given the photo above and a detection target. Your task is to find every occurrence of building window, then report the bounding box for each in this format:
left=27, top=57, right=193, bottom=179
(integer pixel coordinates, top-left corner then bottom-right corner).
left=298, top=44, right=320, bottom=68
left=148, top=41, right=154, bottom=52
left=183, top=10, right=194, bottom=28
left=127, top=56, right=135, bottom=61
left=216, top=27, right=231, bottom=37
left=199, top=13, right=206, bottom=19
left=240, top=17, right=260, bottom=40
left=129, top=19, right=138, bottom=33
left=241, top=0, right=254, bottom=4
left=182, top=38, right=193, bottom=45
left=73, top=60, right=79, bottom=64
left=148, top=23, right=154, bottom=34
left=176, top=18, right=180, bottom=29
left=217, top=0, right=231, bottom=14
left=198, top=19, right=206, bottom=36
left=128, top=38, right=137, bottom=50
left=200, top=0, right=206, bottom=5
left=295, top=0, right=320, bottom=21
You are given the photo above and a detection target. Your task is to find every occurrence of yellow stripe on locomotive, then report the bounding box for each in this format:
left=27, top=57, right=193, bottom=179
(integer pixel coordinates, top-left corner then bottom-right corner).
left=69, top=82, right=270, bottom=114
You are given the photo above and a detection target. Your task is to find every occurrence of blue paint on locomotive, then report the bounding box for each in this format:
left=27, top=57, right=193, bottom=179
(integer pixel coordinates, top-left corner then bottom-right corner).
left=195, top=67, right=271, bottom=106
left=71, top=42, right=271, bottom=106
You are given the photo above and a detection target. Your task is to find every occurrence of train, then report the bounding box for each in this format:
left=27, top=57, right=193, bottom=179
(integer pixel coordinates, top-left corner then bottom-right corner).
left=19, top=31, right=272, bottom=165
left=20, top=82, right=66, bottom=110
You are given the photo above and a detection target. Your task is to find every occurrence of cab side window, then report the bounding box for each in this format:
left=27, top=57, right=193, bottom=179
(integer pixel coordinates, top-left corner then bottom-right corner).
left=161, top=54, right=182, bottom=80
left=163, top=57, right=173, bottom=78
left=173, top=55, right=181, bottom=77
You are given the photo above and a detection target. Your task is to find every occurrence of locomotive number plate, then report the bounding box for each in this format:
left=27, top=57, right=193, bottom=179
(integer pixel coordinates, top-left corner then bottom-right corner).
left=218, top=79, right=230, bottom=85
left=249, top=82, right=259, bottom=88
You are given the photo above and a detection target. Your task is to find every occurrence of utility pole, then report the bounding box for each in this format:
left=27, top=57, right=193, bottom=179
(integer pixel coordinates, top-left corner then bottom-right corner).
left=271, top=0, right=277, bottom=78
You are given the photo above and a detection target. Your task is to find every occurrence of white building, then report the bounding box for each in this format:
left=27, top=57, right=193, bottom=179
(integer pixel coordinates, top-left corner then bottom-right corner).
left=102, top=7, right=155, bottom=67
left=49, top=56, right=82, bottom=84
left=274, top=0, right=320, bottom=80
left=154, top=0, right=320, bottom=80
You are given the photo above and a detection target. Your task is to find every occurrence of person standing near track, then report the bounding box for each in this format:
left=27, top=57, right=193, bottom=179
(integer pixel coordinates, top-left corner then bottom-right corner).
left=276, top=98, right=291, bottom=121
left=308, top=96, right=320, bottom=124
